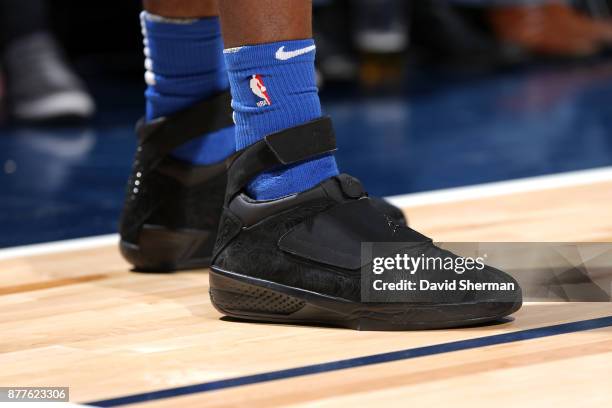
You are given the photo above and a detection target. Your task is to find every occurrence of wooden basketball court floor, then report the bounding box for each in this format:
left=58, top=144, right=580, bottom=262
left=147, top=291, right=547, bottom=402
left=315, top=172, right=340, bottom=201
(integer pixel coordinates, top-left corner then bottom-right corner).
left=1, top=168, right=611, bottom=407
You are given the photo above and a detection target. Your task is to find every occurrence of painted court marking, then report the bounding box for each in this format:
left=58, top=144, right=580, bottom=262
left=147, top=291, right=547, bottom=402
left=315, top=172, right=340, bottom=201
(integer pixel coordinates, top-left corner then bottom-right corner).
left=386, top=165, right=612, bottom=208
left=0, top=234, right=118, bottom=261
left=85, top=316, right=612, bottom=407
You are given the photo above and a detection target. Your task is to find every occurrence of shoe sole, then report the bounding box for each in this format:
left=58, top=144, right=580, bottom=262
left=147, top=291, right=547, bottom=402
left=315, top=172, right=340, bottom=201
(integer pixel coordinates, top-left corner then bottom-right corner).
left=209, top=267, right=523, bottom=331
left=120, top=225, right=214, bottom=272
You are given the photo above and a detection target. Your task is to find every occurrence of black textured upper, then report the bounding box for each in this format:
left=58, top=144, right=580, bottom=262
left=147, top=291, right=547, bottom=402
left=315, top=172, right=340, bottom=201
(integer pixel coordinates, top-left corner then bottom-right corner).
left=212, top=118, right=520, bottom=304
left=213, top=175, right=520, bottom=303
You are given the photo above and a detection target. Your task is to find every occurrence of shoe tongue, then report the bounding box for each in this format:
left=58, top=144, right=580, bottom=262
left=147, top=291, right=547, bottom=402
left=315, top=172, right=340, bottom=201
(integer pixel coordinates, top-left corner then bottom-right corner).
left=278, top=195, right=430, bottom=271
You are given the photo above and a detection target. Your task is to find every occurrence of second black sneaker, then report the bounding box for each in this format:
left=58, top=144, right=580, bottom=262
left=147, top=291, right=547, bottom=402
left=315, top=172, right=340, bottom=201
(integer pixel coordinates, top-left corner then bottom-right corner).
left=119, top=92, right=234, bottom=271
left=210, top=118, right=522, bottom=330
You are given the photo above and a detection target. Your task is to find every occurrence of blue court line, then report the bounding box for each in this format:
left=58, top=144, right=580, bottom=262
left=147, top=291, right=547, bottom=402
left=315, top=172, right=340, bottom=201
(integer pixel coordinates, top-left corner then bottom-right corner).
left=86, top=315, right=612, bottom=407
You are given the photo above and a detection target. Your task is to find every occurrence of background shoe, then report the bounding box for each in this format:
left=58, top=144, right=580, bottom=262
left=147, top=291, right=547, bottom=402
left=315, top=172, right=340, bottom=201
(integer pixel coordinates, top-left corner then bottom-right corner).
left=313, top=0, right=359, bottom=85
left=488, top=4, right=600, bottom=57
left=411, top=1, right=525, bottom=68
left=210, top=118, right=522, bottom=330
left=119, top=91, right=234, bottom=272
left=546, top=3, right=612, bottom=48
left=2, top=32, right=95, bottom=123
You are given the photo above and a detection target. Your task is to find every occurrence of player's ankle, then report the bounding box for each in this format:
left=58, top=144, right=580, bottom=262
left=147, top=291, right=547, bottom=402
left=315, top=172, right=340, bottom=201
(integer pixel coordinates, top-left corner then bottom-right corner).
left=141, top=12, right=235, bottom=165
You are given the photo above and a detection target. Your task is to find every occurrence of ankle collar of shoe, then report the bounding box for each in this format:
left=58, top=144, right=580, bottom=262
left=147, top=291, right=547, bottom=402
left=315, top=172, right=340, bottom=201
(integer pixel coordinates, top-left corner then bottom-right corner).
left=228, top=173, right=367, bottom=228
left=225, top=117, right=337, bottom=203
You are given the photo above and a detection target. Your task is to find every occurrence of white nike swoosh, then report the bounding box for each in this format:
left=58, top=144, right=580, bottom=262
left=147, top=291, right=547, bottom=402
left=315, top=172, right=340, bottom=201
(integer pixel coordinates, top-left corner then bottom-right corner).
left=275, top=45, right=316, bottom=61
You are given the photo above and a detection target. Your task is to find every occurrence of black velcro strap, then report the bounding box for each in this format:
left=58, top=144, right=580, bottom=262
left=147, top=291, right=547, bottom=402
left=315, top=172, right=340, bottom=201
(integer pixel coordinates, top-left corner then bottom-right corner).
left=226, top=117, right=337, bottom=201
left=265, top=117, right=336, bottom=164
left=136, top=91, right=234, bottom=157
left=279, top=198, right=430, bottom=270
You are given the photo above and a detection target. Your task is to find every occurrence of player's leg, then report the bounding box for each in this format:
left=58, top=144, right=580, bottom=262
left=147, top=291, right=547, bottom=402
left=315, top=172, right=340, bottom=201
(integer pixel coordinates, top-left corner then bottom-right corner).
left=218, top=0, right=405, bottom=215
left=119, top=0, right=234, bottom=271
left=209, top=0, right=522, bottom=330
left=141, top=0, right=233, bottom=164
left=219, top=0, right=337, bottom=200
left=120, top=0, right=405, bottom=271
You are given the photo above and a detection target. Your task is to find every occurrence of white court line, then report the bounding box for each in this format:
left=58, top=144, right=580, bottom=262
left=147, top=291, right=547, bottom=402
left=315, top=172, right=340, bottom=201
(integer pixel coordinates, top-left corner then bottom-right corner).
left=386, top=166, right=612, bottom=208
left=1, top=404, right=93, bottom=408
left=1, top=166, right=611, bottom=261
left=0, top=234, right=118, bottom=261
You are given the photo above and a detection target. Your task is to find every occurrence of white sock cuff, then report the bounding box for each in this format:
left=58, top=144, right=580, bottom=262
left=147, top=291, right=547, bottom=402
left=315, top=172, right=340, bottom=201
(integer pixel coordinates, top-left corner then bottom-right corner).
left=140, top=11, right=198, bottom=25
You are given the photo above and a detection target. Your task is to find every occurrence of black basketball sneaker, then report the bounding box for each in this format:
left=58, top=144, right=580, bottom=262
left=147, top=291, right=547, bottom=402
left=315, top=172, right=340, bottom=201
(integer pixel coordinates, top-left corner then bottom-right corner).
left=210, top=117, right=522, bottom=330
left=119, top=93, right=406, bottom=272
left=119, top=92, right=234, bottom=271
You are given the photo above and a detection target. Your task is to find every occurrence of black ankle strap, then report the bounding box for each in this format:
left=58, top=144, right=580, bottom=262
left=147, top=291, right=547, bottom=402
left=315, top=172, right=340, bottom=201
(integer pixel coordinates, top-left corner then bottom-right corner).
left=136, top=90, right=234, bottom=157
left=226, top=117, right=337, bottom=201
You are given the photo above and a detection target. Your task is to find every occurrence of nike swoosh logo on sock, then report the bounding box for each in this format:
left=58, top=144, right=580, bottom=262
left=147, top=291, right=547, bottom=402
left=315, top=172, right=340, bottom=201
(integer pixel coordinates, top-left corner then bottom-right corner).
left=275, top=45, right=316, bottom=61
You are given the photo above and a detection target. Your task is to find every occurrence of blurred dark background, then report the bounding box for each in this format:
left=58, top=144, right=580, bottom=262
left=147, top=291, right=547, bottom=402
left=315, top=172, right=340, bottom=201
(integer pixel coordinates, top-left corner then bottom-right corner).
left=12, top=0, right=612, bottom=88
left=2, top=0, right=612, bottom=247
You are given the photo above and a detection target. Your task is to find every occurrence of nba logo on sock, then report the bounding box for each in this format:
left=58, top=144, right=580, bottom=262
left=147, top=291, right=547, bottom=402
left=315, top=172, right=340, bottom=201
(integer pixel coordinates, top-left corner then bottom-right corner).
left=250, top=75, right=271, bottom=107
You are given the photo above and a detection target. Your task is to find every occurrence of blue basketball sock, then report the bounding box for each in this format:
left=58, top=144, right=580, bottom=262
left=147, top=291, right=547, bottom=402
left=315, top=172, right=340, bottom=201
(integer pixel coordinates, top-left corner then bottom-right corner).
left=224, top=39, right=339, bottom=200
left=141, top=12, right=235, bottom=165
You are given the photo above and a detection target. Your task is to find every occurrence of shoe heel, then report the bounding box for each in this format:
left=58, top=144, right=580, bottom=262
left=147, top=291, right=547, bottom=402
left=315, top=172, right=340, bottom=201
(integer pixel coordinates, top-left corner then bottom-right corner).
left=120, top=225, right=213, bottom=272
left=209, top=271, right=306, bottom=317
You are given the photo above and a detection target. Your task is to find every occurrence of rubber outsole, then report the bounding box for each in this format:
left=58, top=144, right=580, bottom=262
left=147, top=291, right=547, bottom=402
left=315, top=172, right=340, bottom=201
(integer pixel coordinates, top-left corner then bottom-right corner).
left=120, top=225, right=214, bottom=272
left=209, top=267, right=523, bottom=331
